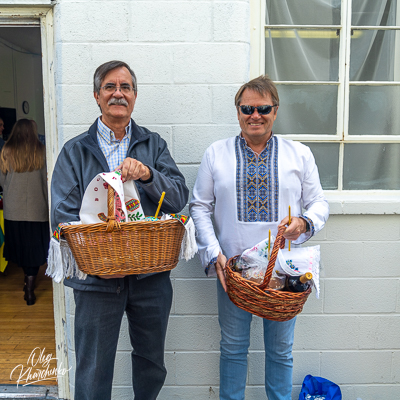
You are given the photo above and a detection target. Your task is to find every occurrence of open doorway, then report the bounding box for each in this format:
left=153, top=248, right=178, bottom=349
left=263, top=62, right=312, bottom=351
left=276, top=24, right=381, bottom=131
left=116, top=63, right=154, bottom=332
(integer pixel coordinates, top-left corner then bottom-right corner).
left=0, top=25, right=57, bottom=391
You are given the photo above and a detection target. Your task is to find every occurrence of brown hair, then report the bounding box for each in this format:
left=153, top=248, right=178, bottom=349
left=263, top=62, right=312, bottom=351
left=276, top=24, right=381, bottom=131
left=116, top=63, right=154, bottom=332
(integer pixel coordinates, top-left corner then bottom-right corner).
left=234, top=75, right=280, bottom=107
left=1, top=119, right=46, bottom=173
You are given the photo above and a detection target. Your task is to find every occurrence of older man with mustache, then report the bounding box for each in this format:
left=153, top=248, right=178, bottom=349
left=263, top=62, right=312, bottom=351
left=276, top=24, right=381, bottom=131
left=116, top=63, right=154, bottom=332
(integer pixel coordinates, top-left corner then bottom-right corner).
left=50, top=61, right=189, bottom=400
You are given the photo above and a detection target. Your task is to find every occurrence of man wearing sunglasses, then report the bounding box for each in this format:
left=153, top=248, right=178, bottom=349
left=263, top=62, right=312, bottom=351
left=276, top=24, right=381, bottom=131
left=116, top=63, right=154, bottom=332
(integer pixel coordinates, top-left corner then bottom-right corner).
left=50, top=61, right=189, bottom=400
left=190, top=75, right=329, bottom=400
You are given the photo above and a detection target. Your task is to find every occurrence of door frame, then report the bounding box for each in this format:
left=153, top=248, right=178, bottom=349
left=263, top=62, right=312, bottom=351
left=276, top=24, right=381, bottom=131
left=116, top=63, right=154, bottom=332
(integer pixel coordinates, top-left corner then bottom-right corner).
left=0, top=4, right=69, bottom=399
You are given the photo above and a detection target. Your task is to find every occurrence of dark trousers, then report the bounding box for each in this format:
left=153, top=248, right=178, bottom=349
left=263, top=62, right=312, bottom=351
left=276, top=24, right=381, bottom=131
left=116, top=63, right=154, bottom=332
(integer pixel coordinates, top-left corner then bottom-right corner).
left=73, top=271, right=173, bottom=400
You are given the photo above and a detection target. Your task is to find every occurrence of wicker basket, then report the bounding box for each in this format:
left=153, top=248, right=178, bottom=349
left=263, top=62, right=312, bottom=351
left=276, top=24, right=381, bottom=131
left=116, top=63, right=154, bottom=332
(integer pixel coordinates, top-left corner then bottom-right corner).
left=226, top=227, right=311, bottom=321
left=61, top=185, right=185, bottom=276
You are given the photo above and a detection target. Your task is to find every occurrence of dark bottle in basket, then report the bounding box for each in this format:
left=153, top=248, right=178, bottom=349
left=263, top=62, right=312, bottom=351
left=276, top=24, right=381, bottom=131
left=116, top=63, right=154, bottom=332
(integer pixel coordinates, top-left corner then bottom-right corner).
left=285, top=272, right=313, bottom=292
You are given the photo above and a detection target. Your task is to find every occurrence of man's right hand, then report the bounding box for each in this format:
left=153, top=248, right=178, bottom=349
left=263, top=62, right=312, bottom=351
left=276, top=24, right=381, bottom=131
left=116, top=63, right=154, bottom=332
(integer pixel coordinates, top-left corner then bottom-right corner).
left=215, top=252, right=228, bottom=292
left=117, top=157, right=151, bottom=182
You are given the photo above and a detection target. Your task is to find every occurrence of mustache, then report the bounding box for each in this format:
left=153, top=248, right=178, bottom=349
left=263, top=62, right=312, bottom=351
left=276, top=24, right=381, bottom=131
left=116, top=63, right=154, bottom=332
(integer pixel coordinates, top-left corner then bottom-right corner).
left=108, top=98, right=128, bottom=107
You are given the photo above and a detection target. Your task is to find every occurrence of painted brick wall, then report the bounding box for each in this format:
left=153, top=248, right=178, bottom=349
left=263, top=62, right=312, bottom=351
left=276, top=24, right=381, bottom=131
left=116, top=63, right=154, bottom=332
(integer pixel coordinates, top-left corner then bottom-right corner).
left=64, top=214, right=400, bottom=399
left=53, top=1, right=400, bottom=399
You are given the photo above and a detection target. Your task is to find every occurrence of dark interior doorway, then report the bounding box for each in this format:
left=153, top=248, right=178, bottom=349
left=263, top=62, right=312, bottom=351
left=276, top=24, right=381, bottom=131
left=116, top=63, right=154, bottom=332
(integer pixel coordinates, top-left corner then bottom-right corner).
left=0, top=108, right=16, bottom=141
left=0, top=25, right=56, bottom=391
left=0, top=26, right=45, bottom=142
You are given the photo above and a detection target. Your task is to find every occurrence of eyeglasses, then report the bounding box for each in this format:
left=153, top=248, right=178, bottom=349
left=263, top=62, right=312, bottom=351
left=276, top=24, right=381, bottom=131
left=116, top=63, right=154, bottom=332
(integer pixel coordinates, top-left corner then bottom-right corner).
left=100, top=84, right=134, bottom=94
left=239, top=105, right=277, bottom=115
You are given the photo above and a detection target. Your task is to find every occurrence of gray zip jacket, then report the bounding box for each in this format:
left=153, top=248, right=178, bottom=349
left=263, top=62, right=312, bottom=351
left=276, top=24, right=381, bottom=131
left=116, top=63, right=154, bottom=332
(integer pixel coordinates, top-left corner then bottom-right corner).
left=51, top=118, right=189, bottom=292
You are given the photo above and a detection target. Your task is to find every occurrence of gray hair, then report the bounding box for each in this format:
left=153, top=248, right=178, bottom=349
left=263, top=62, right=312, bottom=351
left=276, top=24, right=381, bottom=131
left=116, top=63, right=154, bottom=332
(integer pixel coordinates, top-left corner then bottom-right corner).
left=93, top=61, right=137, bottom=94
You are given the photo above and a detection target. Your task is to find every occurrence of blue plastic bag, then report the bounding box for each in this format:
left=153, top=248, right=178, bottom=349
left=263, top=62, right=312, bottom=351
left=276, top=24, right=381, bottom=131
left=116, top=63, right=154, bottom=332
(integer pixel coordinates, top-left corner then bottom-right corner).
left=299, top=375, right=342, bottom=400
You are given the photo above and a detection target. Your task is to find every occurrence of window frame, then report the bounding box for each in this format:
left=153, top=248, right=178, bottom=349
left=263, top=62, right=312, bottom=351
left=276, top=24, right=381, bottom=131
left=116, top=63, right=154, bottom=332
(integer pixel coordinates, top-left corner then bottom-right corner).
left=250, top=0, right=400, bottom=199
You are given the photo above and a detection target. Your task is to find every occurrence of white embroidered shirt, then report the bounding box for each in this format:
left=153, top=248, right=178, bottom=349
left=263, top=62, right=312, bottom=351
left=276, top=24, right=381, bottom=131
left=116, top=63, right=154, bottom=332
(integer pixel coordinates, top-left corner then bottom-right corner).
left=189, top=134, right=329, bottom=276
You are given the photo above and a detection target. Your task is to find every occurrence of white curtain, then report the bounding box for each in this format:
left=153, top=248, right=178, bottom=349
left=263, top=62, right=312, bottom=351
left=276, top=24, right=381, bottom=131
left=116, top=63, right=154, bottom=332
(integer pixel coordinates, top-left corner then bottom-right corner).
left=347, top=0, right=400, bottom=189
left=351, top=0, right=396, bottom=80
left=265, top=0, right=341, bottom=136
left=265, top=0, right=341, bottom=82
left=264, top=0, right=400, bottom=189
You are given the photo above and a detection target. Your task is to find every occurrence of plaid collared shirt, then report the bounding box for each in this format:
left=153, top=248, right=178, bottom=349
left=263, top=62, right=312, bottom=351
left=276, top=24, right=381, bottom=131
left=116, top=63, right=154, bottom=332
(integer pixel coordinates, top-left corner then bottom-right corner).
left=97, top=118, right=132, bottom=171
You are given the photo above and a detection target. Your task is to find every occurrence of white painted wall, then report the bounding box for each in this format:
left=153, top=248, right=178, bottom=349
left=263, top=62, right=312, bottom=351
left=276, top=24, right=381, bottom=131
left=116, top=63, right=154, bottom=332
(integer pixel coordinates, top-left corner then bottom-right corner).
left=47, top=0, right=400, bottom=398
left=64, top=213, right=400, bottom=400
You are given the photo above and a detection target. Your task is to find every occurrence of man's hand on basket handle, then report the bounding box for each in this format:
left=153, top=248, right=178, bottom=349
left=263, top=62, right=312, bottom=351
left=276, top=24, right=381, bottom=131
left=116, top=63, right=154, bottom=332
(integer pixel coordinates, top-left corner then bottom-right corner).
left=103, top=157, right=151, bottom=280
left=117, top=157, right=151, bottom=183
left=215, top=252, right=228, bottom=292
left=278, top=216, right=307, bottom=241
left=99, top=158, right=150, bottom=279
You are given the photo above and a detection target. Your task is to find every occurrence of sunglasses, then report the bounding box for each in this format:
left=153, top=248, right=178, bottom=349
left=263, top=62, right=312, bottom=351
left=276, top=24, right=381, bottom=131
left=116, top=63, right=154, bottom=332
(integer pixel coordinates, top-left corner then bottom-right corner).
left=239, top=105, right=277, bottom=115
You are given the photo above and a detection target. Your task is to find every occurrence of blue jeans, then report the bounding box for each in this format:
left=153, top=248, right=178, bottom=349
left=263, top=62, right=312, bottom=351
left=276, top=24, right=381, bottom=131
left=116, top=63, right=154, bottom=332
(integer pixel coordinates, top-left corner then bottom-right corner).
left=217, top=280, right=296, bottom=400
left=73, top=271, right=173, bottom=400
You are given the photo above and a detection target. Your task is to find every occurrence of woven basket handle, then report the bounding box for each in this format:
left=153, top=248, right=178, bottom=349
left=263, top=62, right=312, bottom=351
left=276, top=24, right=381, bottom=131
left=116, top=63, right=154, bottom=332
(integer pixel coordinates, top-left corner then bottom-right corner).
left=258, top=226, right=286, bottom=290
left=105, top=184, right=119, bottom=232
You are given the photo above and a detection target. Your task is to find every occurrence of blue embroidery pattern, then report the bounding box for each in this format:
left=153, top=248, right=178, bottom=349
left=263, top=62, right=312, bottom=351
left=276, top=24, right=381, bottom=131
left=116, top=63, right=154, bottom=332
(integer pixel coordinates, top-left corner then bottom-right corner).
left=235, top=136, right=279, bottom=222
left=286, top=259, right=299, bottom=272
left=300, top=215, right=315, bottom=236
left=205, top=256, right=218, bottom=276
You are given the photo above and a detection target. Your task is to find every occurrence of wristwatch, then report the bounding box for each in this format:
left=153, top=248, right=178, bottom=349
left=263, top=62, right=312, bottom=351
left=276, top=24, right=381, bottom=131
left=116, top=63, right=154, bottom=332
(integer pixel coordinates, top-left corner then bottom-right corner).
left=139, top=167, right=153, bottom=183
left=300, top=216, right=310, bottom=232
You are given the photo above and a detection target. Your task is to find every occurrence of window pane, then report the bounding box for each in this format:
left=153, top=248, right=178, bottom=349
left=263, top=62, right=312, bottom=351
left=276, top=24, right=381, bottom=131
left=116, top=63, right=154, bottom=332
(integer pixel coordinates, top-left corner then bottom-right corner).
left=272, top=85, right=337, bottom=135
left=352, top=0, right=399, bottom=26
left=303, top=142, right=339, bottom=190
left=350, top=29, right=399, bottom=81
left=343, top=144, right=400, bottom=189
left=349, top=86, right=400, bottom=135
left=265, top=29, right=340, bottom=81
left=266, top=0, right=341, bottom=25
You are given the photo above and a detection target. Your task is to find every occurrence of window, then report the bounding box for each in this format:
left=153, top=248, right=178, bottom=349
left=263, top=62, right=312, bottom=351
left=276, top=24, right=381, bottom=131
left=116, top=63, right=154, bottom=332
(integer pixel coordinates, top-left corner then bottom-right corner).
left=250, top=0, right=400, bottom=191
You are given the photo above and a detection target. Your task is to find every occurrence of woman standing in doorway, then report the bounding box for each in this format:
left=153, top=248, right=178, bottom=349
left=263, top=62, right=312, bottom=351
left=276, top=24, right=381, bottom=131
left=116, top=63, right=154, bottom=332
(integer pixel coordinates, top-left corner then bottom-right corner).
left=0, top=119, right=49, bottom=305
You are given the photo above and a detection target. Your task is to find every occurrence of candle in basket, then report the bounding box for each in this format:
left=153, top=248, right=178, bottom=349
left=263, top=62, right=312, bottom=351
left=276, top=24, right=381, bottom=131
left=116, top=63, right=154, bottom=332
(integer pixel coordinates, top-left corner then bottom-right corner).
left=154, top=191, right=165, bottom=218
left=285, top=272, right=313, bottom=293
